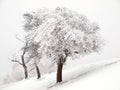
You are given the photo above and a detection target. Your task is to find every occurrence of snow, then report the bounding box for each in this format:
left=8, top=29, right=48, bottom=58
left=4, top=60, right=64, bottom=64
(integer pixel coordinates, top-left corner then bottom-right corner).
left=0, top=58, right=120, bottom=90
left=50, top=59, right=120, bottom=90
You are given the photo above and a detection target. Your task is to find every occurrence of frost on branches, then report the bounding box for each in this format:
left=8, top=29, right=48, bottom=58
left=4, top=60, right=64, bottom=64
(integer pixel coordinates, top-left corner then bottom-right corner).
left=23, top=7, right=102, bottom=83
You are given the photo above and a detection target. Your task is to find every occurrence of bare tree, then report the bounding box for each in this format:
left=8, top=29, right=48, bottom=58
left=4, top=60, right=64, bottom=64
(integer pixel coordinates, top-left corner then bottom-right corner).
left=23, top=7, right=103, bottom=83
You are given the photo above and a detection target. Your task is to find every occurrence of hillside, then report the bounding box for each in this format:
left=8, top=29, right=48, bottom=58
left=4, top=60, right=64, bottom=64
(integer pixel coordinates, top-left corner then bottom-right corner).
left=0, top=58, right=120, bottom=90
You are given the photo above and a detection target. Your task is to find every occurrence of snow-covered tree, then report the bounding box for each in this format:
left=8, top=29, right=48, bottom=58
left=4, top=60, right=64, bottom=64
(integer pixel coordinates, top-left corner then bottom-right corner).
left=26, top=41, right=41, bottom=79
left=10, top=35, right=32, bottom=79
left=23, top=7, right=102, bottom=83
left=11, top=33, right=41, bottom=79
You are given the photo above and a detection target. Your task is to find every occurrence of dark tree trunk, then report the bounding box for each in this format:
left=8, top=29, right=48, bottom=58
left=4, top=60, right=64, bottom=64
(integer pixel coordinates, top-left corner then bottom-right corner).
left=56, top=52, right=69, bottom=83
left=57, top=62, right=63, bottom=83
left=21, top=51, right=28, bottom=79
left=23, top=65, right=28, bottom=79
left=35, top=63, right=41, bottom=79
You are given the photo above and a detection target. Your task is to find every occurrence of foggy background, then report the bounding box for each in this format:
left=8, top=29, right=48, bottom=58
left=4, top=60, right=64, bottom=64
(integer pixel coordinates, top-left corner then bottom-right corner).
left=0, top=0, right=120, bottom=76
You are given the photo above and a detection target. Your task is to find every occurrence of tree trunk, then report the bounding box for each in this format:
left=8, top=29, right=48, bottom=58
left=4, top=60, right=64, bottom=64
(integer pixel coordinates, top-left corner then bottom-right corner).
left=21, top=51, right=28, bottom=79
left=23, top=65, right=28, bottom=79
left=57, top=62, right=63, bottom=83
left=35, top=63, right=41, bottom=79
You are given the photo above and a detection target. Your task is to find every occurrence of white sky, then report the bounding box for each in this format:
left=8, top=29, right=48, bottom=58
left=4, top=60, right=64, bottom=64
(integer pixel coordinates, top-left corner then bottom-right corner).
left=0, top=0, right=120, bottom=76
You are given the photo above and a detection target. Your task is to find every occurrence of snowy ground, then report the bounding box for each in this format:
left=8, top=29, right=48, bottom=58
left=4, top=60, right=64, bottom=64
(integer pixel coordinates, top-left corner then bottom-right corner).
left=0, top=58, right=120, bottom=90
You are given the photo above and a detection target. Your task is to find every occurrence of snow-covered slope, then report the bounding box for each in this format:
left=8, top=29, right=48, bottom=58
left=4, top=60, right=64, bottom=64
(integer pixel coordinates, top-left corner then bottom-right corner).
left=50, top=59, right=120, bottom=90
left=0, top=58, right=120, bottom=90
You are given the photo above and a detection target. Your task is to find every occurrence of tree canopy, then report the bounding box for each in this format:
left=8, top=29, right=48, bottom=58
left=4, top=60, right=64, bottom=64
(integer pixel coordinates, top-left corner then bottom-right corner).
left=23, top=7, right=102, bottom=64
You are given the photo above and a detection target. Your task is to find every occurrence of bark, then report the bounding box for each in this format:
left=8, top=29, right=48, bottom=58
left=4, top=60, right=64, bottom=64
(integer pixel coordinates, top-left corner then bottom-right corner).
left=23, top=65, right=28, bottom=79
left=57, top=62, right=63, bottom=83
left=35, top=63, right=41, bottom=79
left=56, top=52, right=68, bottom=83
left=21, top=51, right=28, bottom=79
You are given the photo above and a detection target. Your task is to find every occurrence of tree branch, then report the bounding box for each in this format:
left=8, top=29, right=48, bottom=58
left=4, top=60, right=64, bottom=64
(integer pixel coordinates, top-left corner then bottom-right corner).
left=11, top=60, right=23, bottom=65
